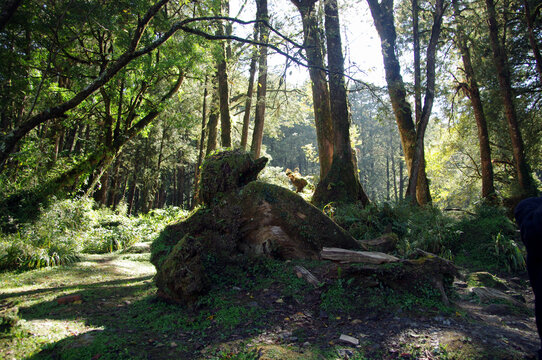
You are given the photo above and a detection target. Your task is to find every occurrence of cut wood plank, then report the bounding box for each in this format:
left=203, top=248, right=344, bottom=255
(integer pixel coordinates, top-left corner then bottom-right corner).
left=320, top=247, right=399, bottom=264
left=339, top=334, right=359, bottom=345
left=293, top=265, right=321, bottom=287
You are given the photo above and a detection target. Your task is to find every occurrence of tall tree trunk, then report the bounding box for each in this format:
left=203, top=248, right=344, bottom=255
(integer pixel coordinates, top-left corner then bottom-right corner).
left=405, top=0, right=445, bottom=204
left=412, top=0, right=421, bottom=125
left=366, top=0, right=431, bottom=205
left=250, top=0, right=269, bottom=159
left=194, top=76, right=208, bottom=206
left=178, top=165, right=185, bottom=208
left=485, top=0, right=537, bottom=197
left=523, top=0, right=542, bottom=83
left=312, top=0, right=369, bottom=207
left=291, top=0, right=334, bottom=179
left=240, top=18, right=260, bottom=151
left=94, top=168, right=110, bottom=205
left=127, top=173, right=138, bottom=216
left=452, top=0, right=496, bottom=201
left=399, top=158, right=404, bottom=200
left=217, top=0, right=232, bottom=148
left=217, top=55, right=231, bottom=148
left=107, top=159, right=121, bottom=208
left=206, top=88, right=220, bottom=155
left=386, top=153, right=390, bottom=201
left=153, top=124, right=167, bottom=208
left=173, top=166, right=178, bottom=206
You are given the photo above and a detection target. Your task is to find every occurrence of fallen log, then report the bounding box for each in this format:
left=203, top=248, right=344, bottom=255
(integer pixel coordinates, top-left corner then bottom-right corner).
left=320, top=247, right=400, bottom=264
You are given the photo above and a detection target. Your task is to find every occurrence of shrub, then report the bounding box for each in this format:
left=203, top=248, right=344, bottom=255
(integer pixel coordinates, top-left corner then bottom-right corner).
left=0, top=233, right=80, bottom=271
left=0, top=196, right=187, bottom=271
left=332, top=201, right=523, bottom=272
left=333, top=201, right=458, bottom=258
left=0, top=197, right=91, bottom=271
left=453, top=204, right=524, bottom=272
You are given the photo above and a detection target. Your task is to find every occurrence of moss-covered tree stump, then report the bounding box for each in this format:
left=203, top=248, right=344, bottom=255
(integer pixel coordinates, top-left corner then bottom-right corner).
left=151, top=150, right=363, bottom=304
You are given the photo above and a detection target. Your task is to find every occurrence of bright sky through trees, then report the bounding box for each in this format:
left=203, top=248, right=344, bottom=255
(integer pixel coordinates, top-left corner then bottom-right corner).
left=230, top=0, right=385, bottom=86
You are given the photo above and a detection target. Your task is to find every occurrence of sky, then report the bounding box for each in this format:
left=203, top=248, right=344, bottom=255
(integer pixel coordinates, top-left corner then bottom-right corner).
left=229, top=0, right=387, bottom=87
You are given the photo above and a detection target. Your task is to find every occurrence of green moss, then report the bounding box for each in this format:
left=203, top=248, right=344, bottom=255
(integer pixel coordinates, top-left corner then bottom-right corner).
left=467, top=272, right=508, bottom=290
left=199, top=150, right=267, bottom=206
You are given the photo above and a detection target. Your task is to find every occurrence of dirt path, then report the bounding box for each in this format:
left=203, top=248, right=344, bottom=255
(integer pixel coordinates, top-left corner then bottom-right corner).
left=0, top=249, right=539, bottom=359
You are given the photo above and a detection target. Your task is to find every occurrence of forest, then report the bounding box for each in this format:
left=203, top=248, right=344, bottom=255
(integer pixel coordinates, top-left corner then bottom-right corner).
left=0, top=0, right=541, bottom=358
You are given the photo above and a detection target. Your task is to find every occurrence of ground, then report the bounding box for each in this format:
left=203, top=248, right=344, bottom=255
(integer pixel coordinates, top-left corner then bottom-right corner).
left=0, top=242, right=539, bottom=360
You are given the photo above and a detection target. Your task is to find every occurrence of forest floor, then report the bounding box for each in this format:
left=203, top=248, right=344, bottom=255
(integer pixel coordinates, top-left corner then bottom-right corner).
left=0, top=242, right=539, bottom=360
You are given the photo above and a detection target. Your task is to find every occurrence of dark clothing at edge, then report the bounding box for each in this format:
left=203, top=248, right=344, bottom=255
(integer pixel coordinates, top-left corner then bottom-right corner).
left=515, top=197, right=542, bottom=358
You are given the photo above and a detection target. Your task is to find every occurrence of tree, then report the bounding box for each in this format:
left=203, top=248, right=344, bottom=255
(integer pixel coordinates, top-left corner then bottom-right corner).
left=290, top=0, right=334, bottom=179
left=452, top=0, right=496, bottom=201
left=485, top=0, right=538, bottom=197
left=250, top=0, right=269, bottom=158
left=240, top=19, right=260, bottom=151
left=206, top=87, right=220, bottom=155
left=404, top=0, right=446, bottom=203
left=216, top=0, right=232, bottom=149
left=366, top=0, right=440, bottom=205
left=522, top=0, right=542, bottom=83
left=312, top=0, right=369, bottom=207
left=0, top=0, right=180, bottom=170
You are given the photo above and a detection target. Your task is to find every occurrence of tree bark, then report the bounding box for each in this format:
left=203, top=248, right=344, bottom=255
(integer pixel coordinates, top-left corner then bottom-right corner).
left=412, top=0, right=421, bottom=126
left=193, top=76, right=208, bottom=206
left=366, top=0, right=431, bottom=205
left=291, top=0, right=334, bottom=179
left=217, top=0, right=232, bottom=148
left=217, top=53, right=231, bottom=148
left=485, top=0, right=537, bottom=197
left=240, top=21, right=260, bottom=151
left=250, top=0, right=269, bottom=159
left=312, top=0, right=369, bottom=207
left=206, top=87, right=220, bottom=155
left=452, top=0, right=496, bottom=201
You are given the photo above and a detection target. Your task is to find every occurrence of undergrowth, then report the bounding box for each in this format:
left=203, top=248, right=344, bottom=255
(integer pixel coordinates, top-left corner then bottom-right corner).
left=332, top=201, right=525, bottom=273
left=0, top=197, right=186, bottom=271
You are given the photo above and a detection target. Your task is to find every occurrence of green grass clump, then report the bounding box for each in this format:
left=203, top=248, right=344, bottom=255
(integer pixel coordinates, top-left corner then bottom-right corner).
left=210, top=348, right=261, bottom=360
left=320, top=278, right=356, bottom=316
left=365, top=283, right=452, bottom=314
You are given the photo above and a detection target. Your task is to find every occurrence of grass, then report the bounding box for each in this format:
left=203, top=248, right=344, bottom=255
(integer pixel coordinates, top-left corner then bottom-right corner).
left=0, top=254, right=317, bottom=359
left=0, top=198, right=535, bottom=359
left=0, top=251, right=534, bottom=359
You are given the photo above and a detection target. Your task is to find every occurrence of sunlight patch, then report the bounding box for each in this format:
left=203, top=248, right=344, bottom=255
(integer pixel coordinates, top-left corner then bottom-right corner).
left=24, top=318, right=103, bottom=342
